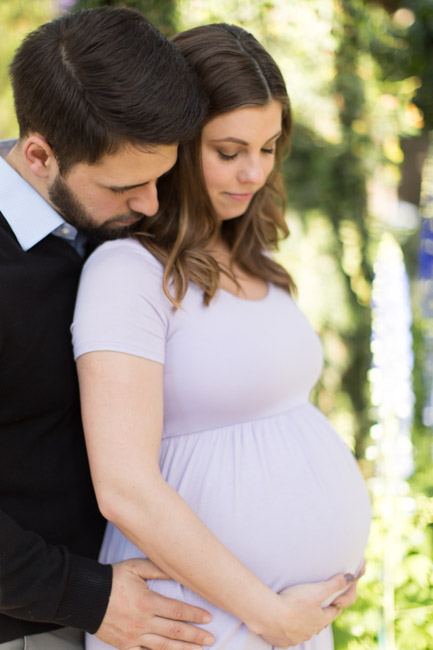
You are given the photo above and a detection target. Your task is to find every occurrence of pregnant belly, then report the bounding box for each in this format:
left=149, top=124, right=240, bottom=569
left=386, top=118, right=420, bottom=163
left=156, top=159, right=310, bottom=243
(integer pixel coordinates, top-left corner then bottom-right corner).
left=160, top=404, right=370, bottom=591
left=100, top=404, right=371, bottom=593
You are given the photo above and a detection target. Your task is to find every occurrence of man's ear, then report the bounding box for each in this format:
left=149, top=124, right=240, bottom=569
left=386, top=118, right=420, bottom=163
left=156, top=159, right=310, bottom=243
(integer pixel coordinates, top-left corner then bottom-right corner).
left=22, top=134, right=58, bottom=179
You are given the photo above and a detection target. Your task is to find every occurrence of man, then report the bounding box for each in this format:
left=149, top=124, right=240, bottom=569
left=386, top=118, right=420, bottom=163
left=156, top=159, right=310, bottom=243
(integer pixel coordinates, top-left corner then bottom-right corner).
left=0, top=7, right=214, bottom=650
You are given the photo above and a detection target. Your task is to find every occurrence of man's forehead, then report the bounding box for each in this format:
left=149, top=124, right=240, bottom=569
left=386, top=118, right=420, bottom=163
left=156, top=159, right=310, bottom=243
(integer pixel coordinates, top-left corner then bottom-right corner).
left=71, top=143, right=178, bottom=185
left=95, top=142, right=178, bottom=167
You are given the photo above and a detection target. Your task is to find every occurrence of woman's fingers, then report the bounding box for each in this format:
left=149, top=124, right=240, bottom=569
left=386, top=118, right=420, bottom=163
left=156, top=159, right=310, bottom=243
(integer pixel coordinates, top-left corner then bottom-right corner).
left=332, top=562, right=366, bottom=609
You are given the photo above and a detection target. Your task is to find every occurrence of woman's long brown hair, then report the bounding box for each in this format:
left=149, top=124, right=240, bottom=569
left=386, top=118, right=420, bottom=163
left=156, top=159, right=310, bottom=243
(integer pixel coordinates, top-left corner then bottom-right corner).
left=135, top=23, right=295, bottom=307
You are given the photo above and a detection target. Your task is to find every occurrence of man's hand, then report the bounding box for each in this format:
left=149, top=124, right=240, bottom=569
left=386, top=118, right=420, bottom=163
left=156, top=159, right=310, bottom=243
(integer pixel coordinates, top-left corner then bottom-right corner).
left=95, top=558, right=215, bottom=650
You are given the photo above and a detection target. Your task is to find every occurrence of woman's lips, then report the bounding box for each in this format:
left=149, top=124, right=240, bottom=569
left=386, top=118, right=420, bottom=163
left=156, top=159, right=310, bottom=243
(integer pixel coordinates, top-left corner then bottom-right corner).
left=224, top=192, right=255, bottom=202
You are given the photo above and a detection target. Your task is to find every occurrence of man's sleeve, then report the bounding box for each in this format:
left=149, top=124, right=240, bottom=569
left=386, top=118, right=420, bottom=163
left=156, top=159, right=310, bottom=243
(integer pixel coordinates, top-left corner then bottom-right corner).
left=0, top=509, right=112, bottom=632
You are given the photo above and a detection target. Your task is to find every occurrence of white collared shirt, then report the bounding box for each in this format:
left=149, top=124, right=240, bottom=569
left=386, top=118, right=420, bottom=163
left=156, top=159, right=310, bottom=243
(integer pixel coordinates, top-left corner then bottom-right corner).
left=0, top=154, right=81, bottom=251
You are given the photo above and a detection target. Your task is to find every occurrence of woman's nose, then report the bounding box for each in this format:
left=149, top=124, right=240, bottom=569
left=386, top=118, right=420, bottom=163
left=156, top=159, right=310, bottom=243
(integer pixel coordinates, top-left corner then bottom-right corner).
left=238, top=159, right=266, bottom=185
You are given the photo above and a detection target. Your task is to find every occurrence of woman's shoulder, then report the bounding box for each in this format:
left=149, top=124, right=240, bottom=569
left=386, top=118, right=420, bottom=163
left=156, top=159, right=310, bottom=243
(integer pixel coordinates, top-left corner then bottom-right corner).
left=73, top=239, right=171, bottom=362
left=85, top=238, right=163, bottom=273
left=89, top=237, right=162, bottom=267
left=78, top=238, right=168, bottom=307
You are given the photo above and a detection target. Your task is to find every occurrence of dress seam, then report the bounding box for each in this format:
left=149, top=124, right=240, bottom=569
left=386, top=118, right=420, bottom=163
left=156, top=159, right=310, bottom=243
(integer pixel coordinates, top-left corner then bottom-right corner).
left=162, top=400, right=312, bottom=440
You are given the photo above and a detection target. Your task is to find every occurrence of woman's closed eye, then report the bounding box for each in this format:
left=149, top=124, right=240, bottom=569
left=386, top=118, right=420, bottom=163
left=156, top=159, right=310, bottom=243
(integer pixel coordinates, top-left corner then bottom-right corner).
left=217, top=147, right=275, bottom=162
left=218, top=151, right=238, bottom=161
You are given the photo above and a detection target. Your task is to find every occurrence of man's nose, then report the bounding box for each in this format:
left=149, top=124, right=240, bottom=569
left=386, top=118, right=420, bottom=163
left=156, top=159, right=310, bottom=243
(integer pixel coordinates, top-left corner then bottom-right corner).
left=128, top=182, right=159, bottom=216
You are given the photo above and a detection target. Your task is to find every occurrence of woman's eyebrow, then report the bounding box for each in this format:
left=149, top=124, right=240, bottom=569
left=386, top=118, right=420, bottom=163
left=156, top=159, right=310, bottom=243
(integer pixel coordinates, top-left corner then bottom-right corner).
left=210, top=130, right=282, bottom=145
left=210, top=137, right=248, bottom=145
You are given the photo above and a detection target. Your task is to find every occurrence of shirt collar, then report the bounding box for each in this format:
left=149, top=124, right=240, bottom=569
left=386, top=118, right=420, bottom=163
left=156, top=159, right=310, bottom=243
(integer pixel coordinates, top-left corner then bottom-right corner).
left=0, top=155, right=70, bottom=250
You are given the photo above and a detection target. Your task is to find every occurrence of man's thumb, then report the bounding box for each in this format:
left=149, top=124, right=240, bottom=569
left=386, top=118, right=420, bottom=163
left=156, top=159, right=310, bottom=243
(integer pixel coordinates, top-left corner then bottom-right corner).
left=127, top=557, right=171, bottom=581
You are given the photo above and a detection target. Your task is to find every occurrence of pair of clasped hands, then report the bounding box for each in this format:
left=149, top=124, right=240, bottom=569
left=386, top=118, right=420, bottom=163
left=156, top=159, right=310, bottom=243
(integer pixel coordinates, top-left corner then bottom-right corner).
left=96, top=558, right=365, bottom=650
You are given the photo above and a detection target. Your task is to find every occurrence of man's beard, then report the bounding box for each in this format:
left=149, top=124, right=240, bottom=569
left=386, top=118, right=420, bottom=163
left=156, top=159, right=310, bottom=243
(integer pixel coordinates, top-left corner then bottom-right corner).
left=48, top=173, right=146, bottom=242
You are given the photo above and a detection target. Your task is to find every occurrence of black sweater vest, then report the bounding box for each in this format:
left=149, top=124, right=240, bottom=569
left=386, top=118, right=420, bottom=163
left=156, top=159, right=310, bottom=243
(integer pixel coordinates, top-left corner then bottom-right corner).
left=0, top=213, right=111, bottom=641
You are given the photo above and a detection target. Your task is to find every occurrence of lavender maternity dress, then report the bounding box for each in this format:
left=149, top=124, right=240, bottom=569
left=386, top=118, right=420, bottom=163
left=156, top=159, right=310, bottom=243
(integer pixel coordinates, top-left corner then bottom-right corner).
left=72, top=239, right=371, bottom=650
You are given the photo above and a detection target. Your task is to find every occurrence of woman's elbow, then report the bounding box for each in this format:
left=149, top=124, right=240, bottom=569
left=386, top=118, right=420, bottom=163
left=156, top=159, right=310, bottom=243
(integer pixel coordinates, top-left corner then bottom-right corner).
left=93, top=473, right=160, bottom=526
left=93, top=481, right=133, bottom=524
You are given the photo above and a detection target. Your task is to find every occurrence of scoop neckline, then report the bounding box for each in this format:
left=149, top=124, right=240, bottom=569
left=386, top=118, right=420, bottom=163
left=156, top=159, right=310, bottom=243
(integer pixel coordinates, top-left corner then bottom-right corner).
left=219, top=283, right=271, bottom=303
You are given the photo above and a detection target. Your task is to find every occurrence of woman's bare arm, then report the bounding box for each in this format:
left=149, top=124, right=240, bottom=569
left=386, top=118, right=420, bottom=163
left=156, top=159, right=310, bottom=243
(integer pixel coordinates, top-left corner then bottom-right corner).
left=77, top=350, right=348, bottom=648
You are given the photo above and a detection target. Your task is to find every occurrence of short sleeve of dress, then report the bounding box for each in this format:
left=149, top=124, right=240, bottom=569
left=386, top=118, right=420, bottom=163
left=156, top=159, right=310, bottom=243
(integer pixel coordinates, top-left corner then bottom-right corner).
left=72, top=239, right=171, bottom=364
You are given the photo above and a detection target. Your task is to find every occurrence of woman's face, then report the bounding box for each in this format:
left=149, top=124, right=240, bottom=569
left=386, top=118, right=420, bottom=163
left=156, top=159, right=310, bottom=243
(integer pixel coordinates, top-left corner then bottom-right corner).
left=200, top=100, right=283, bottom=222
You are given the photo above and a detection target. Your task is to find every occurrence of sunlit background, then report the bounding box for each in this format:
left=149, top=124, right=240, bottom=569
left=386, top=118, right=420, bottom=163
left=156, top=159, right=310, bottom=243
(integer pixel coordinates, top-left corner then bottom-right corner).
left=1, top=1, right=432, bottom=648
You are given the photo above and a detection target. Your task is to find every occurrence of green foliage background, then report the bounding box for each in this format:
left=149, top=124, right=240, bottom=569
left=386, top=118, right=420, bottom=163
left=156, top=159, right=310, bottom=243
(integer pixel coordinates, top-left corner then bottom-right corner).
left=1, top=0, right=432, bottom=647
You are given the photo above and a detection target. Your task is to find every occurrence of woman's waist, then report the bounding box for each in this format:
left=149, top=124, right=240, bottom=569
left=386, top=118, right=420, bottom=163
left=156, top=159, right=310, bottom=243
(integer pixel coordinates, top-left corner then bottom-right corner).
left=161, top=398, right=319, bottom=440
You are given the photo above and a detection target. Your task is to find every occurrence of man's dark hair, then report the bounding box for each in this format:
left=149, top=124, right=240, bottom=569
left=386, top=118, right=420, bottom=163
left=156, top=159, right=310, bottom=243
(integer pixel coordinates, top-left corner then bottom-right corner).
left=10, top=7, right=206, bottom=171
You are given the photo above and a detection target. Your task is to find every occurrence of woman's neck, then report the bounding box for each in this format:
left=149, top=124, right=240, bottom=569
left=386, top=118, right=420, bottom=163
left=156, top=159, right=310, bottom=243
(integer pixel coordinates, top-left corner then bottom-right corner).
left=207, top=238, right=268, bottom=300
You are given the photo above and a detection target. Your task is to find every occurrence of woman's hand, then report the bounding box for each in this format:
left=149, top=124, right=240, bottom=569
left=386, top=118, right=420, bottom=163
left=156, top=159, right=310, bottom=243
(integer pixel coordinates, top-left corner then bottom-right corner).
left=332, top=560, right=366, bottom=610
left=261, top=563, right=366, bottom=648
left=259, top=573, right=353, bottom=648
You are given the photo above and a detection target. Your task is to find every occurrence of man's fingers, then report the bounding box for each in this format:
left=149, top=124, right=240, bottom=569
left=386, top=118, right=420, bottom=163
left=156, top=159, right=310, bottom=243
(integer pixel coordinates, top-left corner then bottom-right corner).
left=146, top=590, right=212, bottom=625
left=138, top=616, right=214, bottom=646
left=136, top=633, right=211, bottom=650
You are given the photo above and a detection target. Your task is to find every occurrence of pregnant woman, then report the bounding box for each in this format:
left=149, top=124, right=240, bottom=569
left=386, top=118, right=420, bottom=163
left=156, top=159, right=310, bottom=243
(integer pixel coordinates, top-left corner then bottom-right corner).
left=72, top=23, right=371, bottom=650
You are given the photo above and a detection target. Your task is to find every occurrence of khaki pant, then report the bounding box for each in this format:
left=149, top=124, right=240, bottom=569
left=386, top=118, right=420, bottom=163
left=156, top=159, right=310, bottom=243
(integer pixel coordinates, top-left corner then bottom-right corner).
left=0, top=627, right=84, bottom=650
